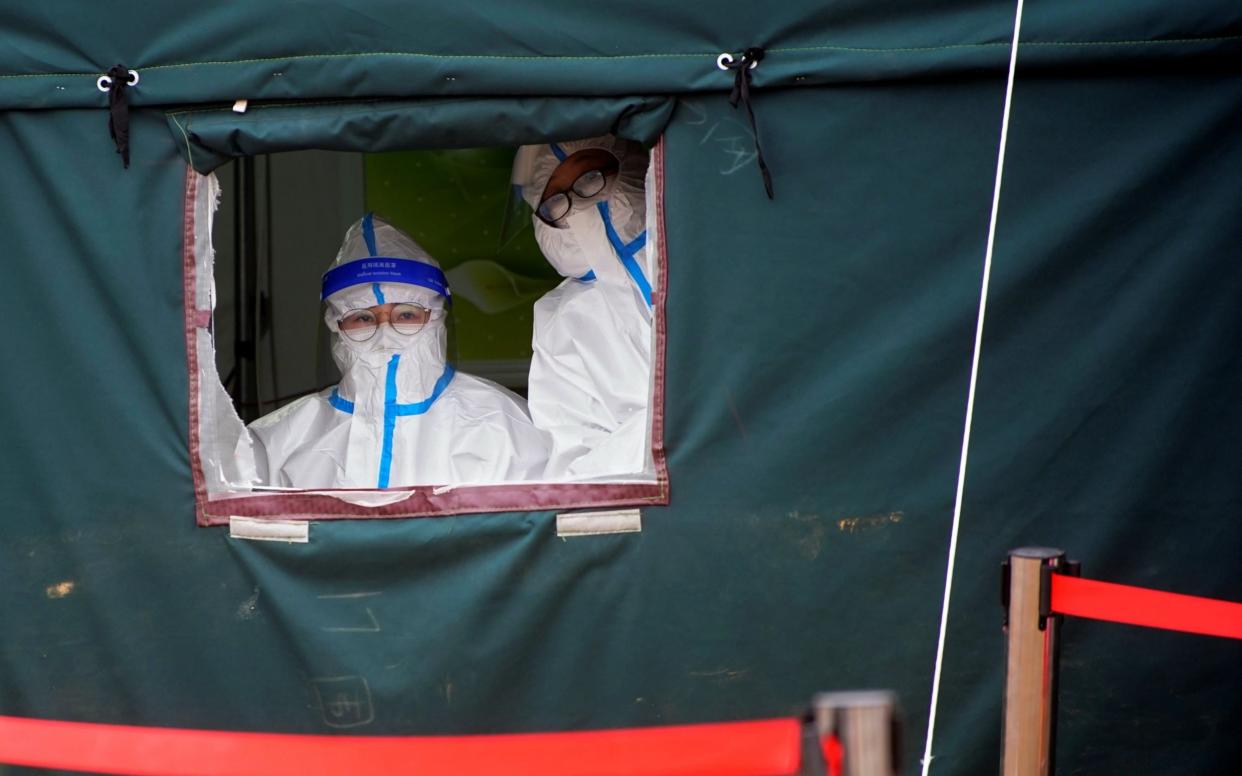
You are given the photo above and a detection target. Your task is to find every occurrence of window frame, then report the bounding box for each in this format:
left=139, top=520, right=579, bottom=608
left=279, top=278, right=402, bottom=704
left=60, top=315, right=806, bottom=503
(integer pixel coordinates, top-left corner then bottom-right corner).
left=183, top=140, right=671, bottom=526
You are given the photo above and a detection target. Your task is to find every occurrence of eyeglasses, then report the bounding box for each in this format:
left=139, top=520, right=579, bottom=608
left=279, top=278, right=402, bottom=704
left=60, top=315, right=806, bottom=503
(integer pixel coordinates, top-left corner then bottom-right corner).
left=337, top=303, right=440, bottom=342
left=536, top=169, right=610, bottom=226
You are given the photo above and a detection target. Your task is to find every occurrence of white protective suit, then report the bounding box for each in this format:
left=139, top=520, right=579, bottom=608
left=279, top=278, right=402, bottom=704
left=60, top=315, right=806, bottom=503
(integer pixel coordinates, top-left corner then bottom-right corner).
left=512, top=136, right=656, bottom=480
left=249, top=214, right=548, bottom=489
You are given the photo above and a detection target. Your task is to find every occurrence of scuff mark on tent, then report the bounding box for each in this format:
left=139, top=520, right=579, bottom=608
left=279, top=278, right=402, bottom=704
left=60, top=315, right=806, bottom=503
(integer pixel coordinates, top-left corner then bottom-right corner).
left=236, top=586, right=260, bottom=620
left=44, top=581, right=75, bottom=599
left=789, top=510, right=826, bottom=559
left=837, top=511, right=904, bottom=534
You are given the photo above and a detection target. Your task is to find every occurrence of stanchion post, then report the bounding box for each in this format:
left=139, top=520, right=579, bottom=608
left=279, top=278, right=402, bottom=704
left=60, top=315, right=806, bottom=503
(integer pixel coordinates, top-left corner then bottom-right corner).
left=811, top=690, right=900, bottom=776
left=1000, top=547, right=1066, bottom=776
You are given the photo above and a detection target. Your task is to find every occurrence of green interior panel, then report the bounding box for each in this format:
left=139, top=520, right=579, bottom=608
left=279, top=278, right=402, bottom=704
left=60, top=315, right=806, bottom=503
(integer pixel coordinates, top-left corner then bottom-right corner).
left=364, top=148, right=558, bottom=365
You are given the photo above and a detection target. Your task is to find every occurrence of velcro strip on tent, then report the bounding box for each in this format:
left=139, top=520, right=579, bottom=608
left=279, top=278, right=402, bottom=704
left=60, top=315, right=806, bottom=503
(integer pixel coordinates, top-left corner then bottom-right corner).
left=556, top=509, right=642, bottom=537
left=229, top=517, right=309, bottom=543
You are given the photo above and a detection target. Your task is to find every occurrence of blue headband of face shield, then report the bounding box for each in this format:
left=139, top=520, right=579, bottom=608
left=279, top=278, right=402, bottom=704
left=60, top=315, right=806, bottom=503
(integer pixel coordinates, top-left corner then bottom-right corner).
left=321, top=258, right=452, bottom=305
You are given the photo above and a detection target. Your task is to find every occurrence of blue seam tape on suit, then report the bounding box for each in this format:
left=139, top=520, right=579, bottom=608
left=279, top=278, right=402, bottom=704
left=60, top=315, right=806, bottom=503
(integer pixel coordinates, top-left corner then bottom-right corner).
left=597, top=200, right=652, bottom=307
left=377, top=358, right=456, bottom=487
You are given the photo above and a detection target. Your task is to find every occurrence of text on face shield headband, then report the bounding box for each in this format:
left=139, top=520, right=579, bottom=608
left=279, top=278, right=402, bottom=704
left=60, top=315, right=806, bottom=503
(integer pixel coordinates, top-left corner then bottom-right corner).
left=321, top=258, right=451, bottom=304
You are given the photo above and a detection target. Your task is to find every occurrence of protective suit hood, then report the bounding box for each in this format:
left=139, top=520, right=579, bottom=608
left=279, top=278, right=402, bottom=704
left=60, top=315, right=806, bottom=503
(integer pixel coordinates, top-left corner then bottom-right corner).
left=512, top=136, right=649, bottom=294
left=322, top=214, right=452, bottom=405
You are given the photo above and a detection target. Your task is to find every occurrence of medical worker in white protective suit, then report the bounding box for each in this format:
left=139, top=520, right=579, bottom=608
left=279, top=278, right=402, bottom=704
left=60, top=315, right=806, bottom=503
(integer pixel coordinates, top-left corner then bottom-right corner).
left=512, top=136, right=656, bottom=479
left=249, top=214, right=549, bottom=489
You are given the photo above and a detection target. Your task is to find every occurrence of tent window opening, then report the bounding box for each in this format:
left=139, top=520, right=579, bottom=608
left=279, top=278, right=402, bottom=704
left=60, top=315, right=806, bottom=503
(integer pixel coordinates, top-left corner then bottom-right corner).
left=186, top=143, right=669, bottom=525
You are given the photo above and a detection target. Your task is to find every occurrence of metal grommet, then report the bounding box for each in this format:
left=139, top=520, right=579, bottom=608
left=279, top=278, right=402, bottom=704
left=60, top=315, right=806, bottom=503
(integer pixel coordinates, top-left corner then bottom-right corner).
left=717, top=52, right=760, bottom=71
left=97, top=70, right=138, bottom=91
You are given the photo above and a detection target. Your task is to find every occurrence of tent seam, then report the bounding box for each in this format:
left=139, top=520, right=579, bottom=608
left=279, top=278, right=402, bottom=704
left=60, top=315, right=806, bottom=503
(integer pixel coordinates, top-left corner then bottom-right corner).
left=2, top=34, right=1241, bottom=79
left=166, top=98, right=392, bottom=118
left=170, top=96, right=637, bottom=122
left=772, top=34, right=1242, bottom=53
left=167, top=95, right=668, bottom=127
left=168, top=113, right=196, bottom=169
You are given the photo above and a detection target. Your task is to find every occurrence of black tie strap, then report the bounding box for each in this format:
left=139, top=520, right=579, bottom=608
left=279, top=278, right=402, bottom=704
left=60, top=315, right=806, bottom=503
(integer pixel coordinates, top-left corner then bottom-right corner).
left=718, top=47, right=774, bottom=199
left=97, top=65, right=139, bottom=169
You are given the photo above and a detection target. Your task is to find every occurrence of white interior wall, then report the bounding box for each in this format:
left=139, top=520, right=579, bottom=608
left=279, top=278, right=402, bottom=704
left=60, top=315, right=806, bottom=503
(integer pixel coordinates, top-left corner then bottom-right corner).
left=213, top=152, right=366, bottom=417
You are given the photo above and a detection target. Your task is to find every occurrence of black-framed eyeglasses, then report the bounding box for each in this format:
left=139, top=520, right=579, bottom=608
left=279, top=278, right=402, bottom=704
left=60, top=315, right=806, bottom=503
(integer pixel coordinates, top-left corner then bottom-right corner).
left=536, top=169, right=610, bottom=226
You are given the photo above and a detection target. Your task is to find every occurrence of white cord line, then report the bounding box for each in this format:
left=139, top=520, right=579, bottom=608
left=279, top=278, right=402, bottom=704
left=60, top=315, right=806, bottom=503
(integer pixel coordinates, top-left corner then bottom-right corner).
left=920, top=0, right=1026, bottom=772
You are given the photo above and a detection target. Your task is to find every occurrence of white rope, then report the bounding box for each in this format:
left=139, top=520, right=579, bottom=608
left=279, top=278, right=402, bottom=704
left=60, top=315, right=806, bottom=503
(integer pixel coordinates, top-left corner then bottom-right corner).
left=920, top=0, right=1026, bottom=772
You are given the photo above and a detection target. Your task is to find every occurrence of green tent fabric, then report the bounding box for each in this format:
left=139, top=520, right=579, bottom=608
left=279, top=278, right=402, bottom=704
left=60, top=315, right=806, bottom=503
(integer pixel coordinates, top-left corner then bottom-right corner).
left=167, top=96, right=674, bottom=172
left=2, top=1, right=1239, bottom=108
left=2, top=2, right=1241, bottom=774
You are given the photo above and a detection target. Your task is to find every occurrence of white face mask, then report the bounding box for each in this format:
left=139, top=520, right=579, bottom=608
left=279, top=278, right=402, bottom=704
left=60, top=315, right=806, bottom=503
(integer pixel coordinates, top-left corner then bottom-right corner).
left=326, top=281, right=452, bottom=405
left=527, top=159, right=647, bottom=283
left=533, top=210, right=596, bottom=279
left=332, top=313, right=446, bottom=365
left=337, top=321, right=425, bottom=357
left=532, top=191, right=646, bottom=289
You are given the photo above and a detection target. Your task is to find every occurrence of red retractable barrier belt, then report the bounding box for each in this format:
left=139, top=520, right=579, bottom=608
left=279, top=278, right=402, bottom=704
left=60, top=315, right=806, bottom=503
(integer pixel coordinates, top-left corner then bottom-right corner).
left=820, top=733, right=844, bottom=776
left=1051, top=574, right=1242, bottom=641
left=0, top=715, right=803, bottom=776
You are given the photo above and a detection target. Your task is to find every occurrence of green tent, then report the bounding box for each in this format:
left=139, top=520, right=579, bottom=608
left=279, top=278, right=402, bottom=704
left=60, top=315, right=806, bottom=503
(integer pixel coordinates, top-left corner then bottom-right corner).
left=2, top=2, right=1240, bottom=773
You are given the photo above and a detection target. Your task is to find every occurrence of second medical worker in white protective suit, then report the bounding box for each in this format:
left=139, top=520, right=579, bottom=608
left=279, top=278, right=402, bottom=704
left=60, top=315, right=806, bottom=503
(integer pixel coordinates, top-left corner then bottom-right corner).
left=512, top=135, right=656, bottom=480
left=249, top=214, right=549, bottom=489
